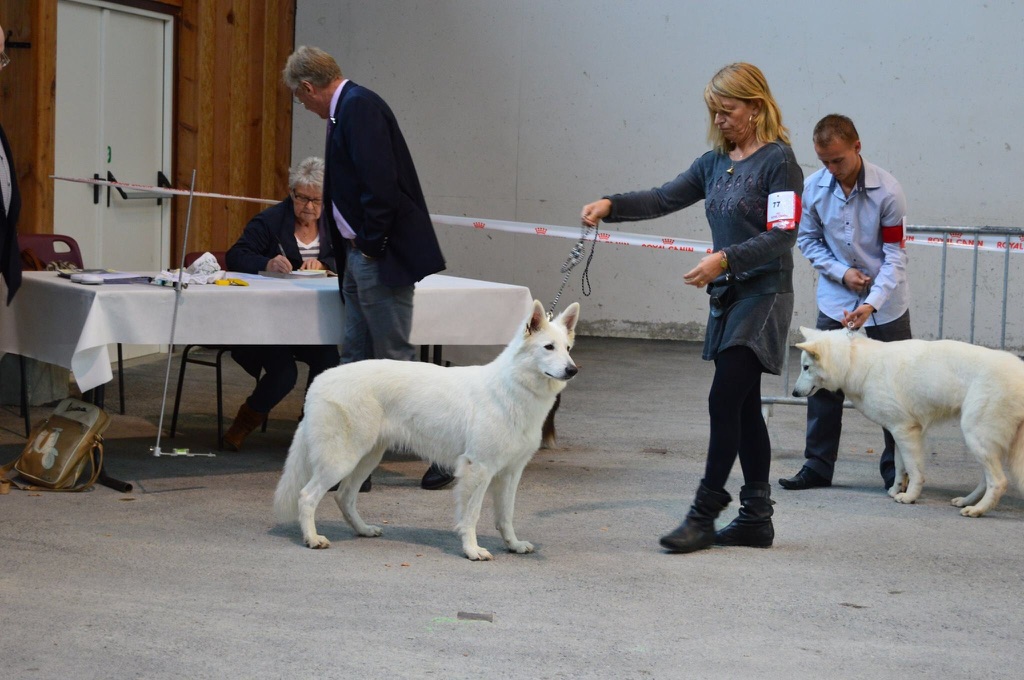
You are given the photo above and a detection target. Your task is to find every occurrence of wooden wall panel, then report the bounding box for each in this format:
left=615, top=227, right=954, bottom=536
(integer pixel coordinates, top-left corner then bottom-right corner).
left=2, top=0, right=295, bottom=264
left=0, top=0, right=57, bottom=235
left=175, top=0, right=295, bottom=261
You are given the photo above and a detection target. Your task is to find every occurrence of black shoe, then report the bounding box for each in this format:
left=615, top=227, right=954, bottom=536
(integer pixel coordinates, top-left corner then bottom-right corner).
left=715, top=482, right=774, bottom=548
left=420, top=463, right=455, bottom=490
left=778, top=466, right=831, bottom=490
left=659, top=482, right=732, bottom=554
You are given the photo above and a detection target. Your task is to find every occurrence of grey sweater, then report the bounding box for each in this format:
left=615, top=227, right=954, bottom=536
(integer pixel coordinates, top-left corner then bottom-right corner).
left=605, top=141, right=804, bottom=373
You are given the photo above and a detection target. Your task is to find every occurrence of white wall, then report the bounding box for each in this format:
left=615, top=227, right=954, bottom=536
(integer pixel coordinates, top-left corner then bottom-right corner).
left=293, top=0, right=1024, bottom=349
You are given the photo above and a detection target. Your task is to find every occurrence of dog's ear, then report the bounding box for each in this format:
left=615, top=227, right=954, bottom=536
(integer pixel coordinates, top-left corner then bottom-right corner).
left=798, top=326, right=819, bottom=341
left=526, top=299, right=546, bottom=335
left=554, top=302, right=580, bottom=337
left=795, top=341, right=820, bottom=361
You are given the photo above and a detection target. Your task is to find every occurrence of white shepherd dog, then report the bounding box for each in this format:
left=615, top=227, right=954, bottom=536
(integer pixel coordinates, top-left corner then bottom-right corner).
left=792, top=327, right=1024, bottom=517
left=274, top=300, right=580, bottom=560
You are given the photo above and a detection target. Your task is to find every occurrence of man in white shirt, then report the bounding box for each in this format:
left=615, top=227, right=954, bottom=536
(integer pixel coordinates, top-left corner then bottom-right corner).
left=780, top=114, right=911, bottom=491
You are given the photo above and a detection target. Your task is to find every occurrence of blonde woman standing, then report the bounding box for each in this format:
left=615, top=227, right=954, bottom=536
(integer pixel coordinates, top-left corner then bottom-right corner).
left=581, top=63, right=803, bottom=553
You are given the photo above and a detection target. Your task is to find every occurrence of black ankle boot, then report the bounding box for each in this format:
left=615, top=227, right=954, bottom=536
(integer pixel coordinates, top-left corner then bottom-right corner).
left=659, top=482, right=732, bottom=554
left=714, top=482, right=774, bottom=548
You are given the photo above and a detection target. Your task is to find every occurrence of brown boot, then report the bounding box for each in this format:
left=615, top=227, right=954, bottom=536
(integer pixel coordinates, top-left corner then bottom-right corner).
left=222, top=402, right=266, bottom=451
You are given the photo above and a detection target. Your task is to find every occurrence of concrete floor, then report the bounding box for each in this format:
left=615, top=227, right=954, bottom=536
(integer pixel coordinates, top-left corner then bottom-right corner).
left=1, top=337, right=1022, bottom=679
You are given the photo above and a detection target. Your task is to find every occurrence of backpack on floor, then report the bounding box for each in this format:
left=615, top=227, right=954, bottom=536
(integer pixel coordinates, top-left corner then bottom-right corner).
left=1, top=398, right=109, bottom=492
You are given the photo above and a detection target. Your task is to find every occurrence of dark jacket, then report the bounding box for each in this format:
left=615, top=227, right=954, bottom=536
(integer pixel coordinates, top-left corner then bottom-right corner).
left=226, top=196, right=336, bottom=274
left=0, top=124, right=21, bottom=304
left=324, top=81, right=445, bottom=288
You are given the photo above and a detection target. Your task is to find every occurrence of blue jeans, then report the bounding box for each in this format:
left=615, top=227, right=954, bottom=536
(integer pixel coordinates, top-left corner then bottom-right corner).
left=803, top=310, right=912, bottom=483
left=340, top=244, right=415, bottom=363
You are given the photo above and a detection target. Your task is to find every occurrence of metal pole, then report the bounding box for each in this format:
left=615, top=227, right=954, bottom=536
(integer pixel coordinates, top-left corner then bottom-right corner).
left=938, top=239, right=948, bottom=339
left=1001, top=231, right=1011, bottom=350
left=151, top=170, right=213, bottom=458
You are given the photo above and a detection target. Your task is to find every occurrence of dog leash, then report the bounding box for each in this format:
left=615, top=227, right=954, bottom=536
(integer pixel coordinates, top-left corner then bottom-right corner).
left=548, top=222, right=598, bottom=318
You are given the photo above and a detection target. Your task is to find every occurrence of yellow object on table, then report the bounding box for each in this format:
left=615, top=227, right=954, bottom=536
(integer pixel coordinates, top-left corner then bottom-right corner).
left=214, top=278, right=249, bottom=286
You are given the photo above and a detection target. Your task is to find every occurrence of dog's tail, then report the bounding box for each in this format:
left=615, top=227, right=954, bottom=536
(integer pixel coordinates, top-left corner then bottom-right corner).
left=1010, top=419, right=1024, bottom=494
left=273, top=421, right=311, bottom=522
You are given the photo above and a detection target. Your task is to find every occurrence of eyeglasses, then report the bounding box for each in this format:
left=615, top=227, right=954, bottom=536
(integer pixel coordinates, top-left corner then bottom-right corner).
left=292, top=191, right=322, bottom=208
left=0, top=52, right=10, bottom=70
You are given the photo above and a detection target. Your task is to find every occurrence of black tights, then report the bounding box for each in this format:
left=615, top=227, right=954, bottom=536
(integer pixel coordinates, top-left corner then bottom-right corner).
left=702, top=345, right=771, bottom=491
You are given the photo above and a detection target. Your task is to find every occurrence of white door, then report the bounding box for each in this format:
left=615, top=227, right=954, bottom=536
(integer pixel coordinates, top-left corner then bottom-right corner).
left=54, top=0, right=173, bottom=363
left=54, top=0, right=173, bottom=272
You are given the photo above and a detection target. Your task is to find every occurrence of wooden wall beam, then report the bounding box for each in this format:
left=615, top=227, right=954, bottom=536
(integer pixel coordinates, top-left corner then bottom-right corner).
left=2, top=0, right=294, bottom=259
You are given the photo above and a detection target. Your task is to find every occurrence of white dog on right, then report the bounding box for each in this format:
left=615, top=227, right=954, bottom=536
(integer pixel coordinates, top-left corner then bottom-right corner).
left=792, top=327, right=1024, bottom=516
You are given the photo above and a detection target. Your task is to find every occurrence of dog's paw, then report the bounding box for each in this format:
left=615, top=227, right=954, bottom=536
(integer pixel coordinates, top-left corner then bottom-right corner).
left=305, top=535, right=331, bottom=549
left=464, top=546, right=494, bottom=561
left=888, top=486, right=901, bottom=500
left=357, top=525, right=383, bottom=537
left=960, top=505, right=986, bottom=518
left=951, top=496, right=968, bottom=508
left=506, top=540, right=535, bottom=554
left=893, top=492, right=916, bottom=505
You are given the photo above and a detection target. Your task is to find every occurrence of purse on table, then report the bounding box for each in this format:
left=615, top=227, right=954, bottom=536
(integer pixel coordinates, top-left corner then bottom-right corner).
left=1, top=398, right=110, bottom=492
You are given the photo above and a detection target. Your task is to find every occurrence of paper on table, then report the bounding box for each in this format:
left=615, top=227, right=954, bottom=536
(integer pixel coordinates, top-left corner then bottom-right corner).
left=257, top=270, right=328, bottom=279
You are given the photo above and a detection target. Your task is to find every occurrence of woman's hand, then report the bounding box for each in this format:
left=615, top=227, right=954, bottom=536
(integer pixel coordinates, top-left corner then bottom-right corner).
left=581, top=199, right=612, bottom=227
left=683, top=252, right=726, bottom=288
left=266, top=254, right=293, bottom=274
left=299, top=258, right=325, bottom=271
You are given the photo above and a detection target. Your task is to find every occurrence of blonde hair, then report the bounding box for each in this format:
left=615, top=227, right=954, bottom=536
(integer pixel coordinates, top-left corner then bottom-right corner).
left=703, top=63, right=790, bottom=153
left=282, top=46, right=342, bottom=90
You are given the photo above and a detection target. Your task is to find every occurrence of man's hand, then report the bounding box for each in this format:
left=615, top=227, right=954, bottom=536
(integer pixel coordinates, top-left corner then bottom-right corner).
left=842, top=304, right=875, bottom=330
left=842, top=268, right=872, bottom=293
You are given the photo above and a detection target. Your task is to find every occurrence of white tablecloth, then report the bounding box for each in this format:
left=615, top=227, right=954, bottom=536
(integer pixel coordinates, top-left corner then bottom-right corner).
left=0, top=272, right=533, bottom=391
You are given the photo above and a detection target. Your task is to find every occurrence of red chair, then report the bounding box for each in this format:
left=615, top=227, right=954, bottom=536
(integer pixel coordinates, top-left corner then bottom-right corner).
left=15, top=234, right=127, bottom=435
left=19, top=233, right=84, bottom=267
left=182, top=250, right=228, bottom=269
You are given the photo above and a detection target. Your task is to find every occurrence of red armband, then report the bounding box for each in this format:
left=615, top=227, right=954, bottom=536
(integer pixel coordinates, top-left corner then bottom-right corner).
left=881, top=217, right=906, bottom=248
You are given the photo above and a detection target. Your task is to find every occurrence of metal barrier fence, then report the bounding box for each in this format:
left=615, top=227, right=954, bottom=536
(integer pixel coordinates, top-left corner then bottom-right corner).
left=762, top=224, right=1024, bottom=418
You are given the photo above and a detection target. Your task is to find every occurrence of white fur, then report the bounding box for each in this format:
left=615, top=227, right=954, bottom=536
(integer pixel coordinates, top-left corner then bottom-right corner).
left=792, top=327, right=1024, bottom=516
left=273, top=300, right=580, bottom=560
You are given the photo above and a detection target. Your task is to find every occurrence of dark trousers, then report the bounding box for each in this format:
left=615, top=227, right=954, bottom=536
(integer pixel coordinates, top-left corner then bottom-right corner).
left=803, top=310, right=912, bottom=483
left=231, top=345, right=340, bottom=414
left=703, top=345, right=771, bottom=490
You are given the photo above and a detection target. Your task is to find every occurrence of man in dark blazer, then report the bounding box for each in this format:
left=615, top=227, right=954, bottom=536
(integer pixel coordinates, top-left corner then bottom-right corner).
left=0, top=24, right=21, bottom=305
left=283, top=46, right=453, bottom=490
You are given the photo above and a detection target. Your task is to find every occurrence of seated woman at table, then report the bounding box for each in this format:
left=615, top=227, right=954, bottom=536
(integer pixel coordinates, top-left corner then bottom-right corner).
left=222, top=156, right=339, bottom=451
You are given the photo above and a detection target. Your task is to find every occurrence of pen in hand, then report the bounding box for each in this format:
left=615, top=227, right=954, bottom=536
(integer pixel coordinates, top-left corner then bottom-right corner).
left=270, top=239, right=293, bottom=273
